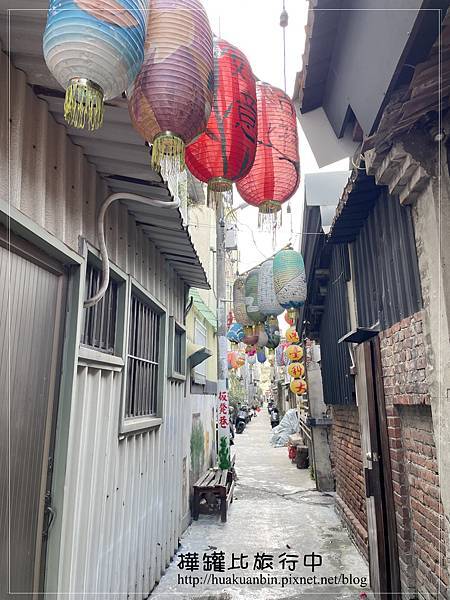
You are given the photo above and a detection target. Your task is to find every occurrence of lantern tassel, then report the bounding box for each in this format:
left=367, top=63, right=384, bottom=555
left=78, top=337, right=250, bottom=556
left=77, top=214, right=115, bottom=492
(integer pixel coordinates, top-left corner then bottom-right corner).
left=64, top=79, right=104, bottom=131
left=152, top=133, right=186, bottom=181
left=207, top=178, right=233, bottom=209
left=258, top=205, right=283, bottom=231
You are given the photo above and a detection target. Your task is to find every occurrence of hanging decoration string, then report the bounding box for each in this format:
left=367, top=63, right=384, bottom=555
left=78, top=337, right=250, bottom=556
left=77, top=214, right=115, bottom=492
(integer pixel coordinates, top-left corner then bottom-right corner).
left=280, top=0, right=288, bottom=93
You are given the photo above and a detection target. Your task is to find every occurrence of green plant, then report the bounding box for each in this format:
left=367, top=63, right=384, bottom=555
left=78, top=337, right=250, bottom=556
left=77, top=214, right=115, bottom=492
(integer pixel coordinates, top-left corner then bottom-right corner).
left=228, top=371, right=246, bottom=411
left=218, top=436, right=231, bottom=470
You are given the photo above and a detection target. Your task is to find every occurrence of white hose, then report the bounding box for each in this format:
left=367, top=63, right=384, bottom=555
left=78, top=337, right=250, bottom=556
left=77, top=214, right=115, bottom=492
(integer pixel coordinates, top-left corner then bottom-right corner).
left=84, top=192, right=181, bottom=308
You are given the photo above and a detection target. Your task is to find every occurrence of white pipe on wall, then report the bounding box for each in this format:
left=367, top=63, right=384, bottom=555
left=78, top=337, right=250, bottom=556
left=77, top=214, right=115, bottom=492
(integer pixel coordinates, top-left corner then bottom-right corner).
left=84, top=192, right=181, bottom=307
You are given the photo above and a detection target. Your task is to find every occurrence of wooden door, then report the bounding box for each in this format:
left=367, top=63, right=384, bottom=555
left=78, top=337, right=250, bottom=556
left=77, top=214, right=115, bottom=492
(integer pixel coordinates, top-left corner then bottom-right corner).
left=0, top=229, right=67, bottom=599
left=355, top=338, right=401, bottom=598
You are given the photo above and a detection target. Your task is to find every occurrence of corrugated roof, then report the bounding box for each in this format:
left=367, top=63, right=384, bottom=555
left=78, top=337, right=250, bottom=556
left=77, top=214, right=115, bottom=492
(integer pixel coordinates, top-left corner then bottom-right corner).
left=189, top=289, right=217, bottom=331
left=327, top=166, right=379, bottom=244
left=0, top=2, right=209, bottom=289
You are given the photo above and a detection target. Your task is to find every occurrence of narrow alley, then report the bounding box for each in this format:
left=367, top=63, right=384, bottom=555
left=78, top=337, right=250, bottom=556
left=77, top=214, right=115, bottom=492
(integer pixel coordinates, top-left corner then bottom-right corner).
left=2, top=2, right=449, bottom=599
left=152, top=409, right=370, bottom=599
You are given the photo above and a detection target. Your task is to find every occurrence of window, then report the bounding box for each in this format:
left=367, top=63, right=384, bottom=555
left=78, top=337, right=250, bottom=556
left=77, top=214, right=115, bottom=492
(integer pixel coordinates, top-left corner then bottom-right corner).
left=124, top=289, right=163, bottom=420
left=194, top=319, right=207, bottom=383
left=81, top=262, right=118, bottom=353
left=168, top=317, right=186, bottom=380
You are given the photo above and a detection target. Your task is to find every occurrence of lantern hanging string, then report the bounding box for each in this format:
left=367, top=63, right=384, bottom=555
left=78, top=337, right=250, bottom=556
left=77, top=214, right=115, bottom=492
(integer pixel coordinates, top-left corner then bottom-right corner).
left=280, top=0, right=288, bottom=93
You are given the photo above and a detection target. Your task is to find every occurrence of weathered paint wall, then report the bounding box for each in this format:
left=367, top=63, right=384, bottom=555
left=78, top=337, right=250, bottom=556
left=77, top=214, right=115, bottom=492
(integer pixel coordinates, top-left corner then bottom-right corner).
left=1, top=49, right=189, bottom=596
left=179, top=392, right=216, bottom=532
left=412, top=174, right=450, bottom=583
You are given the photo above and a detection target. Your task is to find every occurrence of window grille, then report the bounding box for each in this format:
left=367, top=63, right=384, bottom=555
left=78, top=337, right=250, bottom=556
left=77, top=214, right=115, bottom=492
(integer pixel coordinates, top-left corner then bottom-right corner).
left=125, top=292, right=161, bottom=418
left=81, top=262, right=118, bottom=353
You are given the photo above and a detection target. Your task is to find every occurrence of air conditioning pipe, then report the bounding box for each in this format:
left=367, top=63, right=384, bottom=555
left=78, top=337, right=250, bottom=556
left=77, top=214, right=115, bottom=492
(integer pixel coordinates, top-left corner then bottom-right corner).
left=84, top=192, right=180, bottom=308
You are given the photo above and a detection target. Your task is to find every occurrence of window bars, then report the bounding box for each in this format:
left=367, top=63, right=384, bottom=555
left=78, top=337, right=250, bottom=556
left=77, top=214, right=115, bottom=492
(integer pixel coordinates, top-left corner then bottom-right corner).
left=81, top=262, right=118, bottom=353
left=125, top=292, right=161, bottom=418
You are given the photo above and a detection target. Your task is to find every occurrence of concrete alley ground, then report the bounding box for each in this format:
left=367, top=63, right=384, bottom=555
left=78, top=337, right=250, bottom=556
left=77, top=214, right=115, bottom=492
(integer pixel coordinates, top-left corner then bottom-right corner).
left=152, top=409, right=371, bottom=600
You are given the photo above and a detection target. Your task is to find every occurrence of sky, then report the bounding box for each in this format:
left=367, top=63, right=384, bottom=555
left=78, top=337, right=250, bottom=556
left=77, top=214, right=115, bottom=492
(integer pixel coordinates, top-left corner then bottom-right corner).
left=202, top=0, right=348, bottom=272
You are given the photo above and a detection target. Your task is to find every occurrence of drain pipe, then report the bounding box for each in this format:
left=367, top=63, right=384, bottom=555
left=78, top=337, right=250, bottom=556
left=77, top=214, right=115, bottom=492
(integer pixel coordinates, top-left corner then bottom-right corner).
left=84, top=192, right=181, bottom=308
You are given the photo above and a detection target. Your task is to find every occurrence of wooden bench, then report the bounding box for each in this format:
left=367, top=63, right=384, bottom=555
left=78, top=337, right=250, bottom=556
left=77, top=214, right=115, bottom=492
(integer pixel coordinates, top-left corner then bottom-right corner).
left=193, top=467, right=235, bottom=523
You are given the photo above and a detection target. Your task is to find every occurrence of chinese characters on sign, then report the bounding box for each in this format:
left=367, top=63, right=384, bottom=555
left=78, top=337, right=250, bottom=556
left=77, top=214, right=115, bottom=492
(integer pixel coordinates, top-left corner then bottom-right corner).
left=178, top=551, right=323, bottom=572
left=218, top=389, right=230, bottom=434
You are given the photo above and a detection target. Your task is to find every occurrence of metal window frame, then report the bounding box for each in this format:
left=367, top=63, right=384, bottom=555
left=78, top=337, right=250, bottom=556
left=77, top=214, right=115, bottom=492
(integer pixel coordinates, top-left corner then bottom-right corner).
left=119, top=277, right=167, bottom=436
left=79, top=247, right=127, bottom=357
left=168, top=316, right=186, bottom=382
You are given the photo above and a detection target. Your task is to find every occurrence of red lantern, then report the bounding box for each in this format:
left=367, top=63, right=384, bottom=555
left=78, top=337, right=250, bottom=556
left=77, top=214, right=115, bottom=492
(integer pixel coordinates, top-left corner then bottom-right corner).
left=236, top=81, right=300, bottom=229
left=185, top=38, right=257, bottom=206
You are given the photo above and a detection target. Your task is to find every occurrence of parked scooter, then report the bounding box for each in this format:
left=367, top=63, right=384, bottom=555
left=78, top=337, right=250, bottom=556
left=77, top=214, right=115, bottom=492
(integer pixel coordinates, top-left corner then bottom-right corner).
left=235, top=407, right=248, bottom=434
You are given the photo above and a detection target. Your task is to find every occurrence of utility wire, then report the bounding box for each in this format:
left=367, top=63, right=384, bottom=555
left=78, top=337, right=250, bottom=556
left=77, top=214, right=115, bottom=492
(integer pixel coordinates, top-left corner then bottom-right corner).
left=281, top=0, right=288, bottom=93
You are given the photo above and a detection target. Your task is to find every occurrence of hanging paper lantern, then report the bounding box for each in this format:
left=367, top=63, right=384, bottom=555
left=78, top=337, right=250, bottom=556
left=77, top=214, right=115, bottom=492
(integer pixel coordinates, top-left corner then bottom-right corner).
left=286, top=326, right=300, bottom=344
left=185, top=38, right=257, bottom=206
left=284, top=311, right=295, bottom=326
left=235, top=353, right=246, bottom=368
left=245, top=345, right=257, bottom=357
left=236, top=81, right=300, bottom=229
left=290, top=378, right=307, bottom=395
left=257, top=259, right=284, bottom=319
left=265, top=321, right=281, bottom=350
left=233, top=276, right=252, bottom=327
left=247, top=354, right=257, bottom=365
left=275, top=344, right=285, bottom=367
left=257, top=323, right=268, bottom=348
left=227, top=351, right=236, bottom=369
left=273, top=249, right=307, bottom=322
left=288, top=362, right=305, bottom=379
left=245, top=268, right=266, bottom=324
left=128, top=0, right=214, bottom=179
left=257, top=348, right=267, bottom=364
left=43, top=0, right=149, bottom=130
left=286, top=345, right=303, bottom=362
left=227, top=323, right=245, bottom=344
left=243, top=328, right=259, bottom=346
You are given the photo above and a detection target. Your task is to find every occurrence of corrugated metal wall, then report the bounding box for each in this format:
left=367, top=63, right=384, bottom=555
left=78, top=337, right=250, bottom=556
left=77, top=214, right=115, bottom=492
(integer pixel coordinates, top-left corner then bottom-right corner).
left=1, top=50, right=189, bottom=596
left=353, top=188, right=422, bottom=330
left=319, top=245, right=355, bottom=405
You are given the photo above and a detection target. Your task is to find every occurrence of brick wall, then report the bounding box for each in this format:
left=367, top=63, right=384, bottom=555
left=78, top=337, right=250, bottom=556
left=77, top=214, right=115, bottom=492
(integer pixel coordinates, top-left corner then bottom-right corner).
left=380, top=311, right=448, bottom=599
left=332, top=405, right=368, bottom=560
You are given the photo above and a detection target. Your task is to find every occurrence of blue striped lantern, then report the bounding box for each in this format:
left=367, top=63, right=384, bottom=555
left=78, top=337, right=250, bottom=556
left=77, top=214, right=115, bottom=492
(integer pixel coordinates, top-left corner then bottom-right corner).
left=43, top=0, right=149, bottom=130
left=273, top=249, right=307, bottom=321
